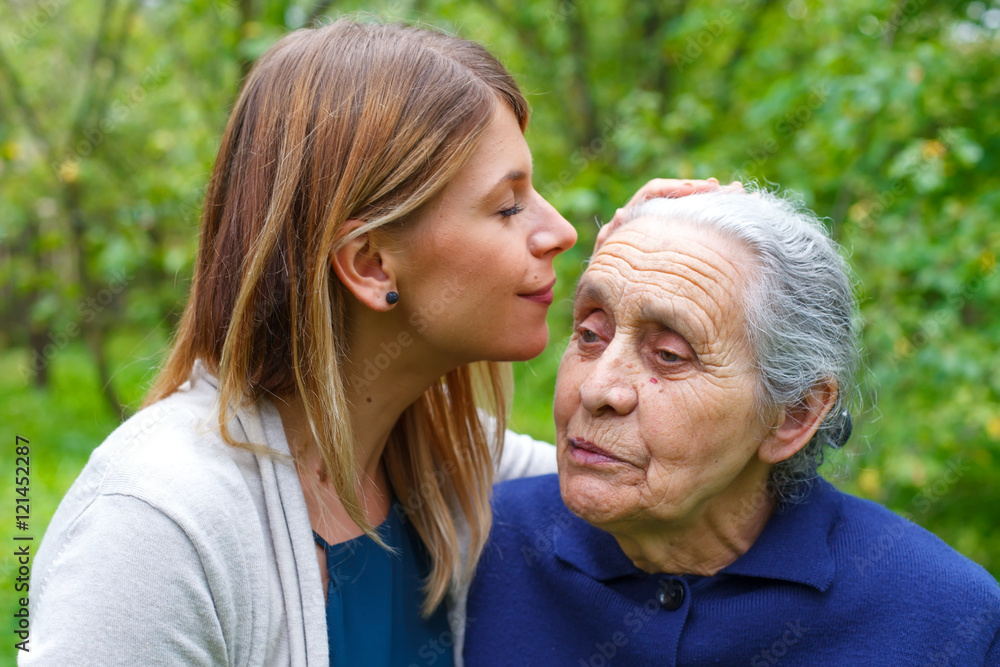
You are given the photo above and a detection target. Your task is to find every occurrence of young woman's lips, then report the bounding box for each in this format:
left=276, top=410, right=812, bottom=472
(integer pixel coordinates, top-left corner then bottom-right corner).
left=567, top=437, right=623, bottom=466
left=518, top=279, right=556, bottom=305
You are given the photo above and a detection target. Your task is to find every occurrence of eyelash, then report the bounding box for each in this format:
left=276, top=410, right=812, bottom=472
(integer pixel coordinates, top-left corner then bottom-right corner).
left=499, top=204, right=524, bottom=218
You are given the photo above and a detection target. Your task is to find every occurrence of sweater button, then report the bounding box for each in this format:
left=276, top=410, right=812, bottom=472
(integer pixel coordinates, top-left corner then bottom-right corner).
left=657, top=577, right=685, bottom=611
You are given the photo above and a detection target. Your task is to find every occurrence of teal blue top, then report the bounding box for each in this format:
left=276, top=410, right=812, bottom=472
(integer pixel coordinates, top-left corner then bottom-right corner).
left=313, top=504, right=454, bottom=667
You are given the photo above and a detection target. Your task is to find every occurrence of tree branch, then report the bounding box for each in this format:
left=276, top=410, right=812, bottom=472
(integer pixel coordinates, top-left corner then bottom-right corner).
left=64, top=179, right=128, bottom=418
left=564, top=1, right=598, bottom=146
left=716, top=0, right=779, bottom=113
left=88, top=0, right=142, bottom=132
left=66, top=0, right=118, bottom=144
left=238, top=0, right=255, bottom=82
left=0, top=44, right=49, bottom=148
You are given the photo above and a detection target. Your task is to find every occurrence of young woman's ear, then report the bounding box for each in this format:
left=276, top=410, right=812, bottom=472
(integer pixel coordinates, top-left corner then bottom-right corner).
left=330, top=220, right=398, bottom=311
left=758, top=378, right=838, bottom=464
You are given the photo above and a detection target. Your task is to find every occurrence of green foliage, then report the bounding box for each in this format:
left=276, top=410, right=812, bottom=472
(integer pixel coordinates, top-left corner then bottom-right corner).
left=1, top=1, right=999, bottom=658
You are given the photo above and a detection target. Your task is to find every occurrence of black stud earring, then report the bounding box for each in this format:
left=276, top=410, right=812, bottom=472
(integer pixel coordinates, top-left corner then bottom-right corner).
left=386, top=291, right=399, bottom=305
left=831, top=410, right=853, bottom=448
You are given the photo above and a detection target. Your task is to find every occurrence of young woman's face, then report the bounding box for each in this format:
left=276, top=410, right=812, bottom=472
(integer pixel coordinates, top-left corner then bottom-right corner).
left=396, top=106, right=577, bottom=365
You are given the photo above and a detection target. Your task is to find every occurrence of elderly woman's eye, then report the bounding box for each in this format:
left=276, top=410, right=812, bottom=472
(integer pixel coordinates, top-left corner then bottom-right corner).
left=579, top=328, right=600, bottom=344
left=659, top=350, right=681, bottom=363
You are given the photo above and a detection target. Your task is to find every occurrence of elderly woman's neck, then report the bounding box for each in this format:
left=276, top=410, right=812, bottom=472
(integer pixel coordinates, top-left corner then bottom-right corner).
left=609, top=463, right=777, bottom=577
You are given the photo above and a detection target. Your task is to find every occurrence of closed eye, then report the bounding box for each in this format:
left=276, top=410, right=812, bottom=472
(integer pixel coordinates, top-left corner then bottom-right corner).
left=499, top=204, right=524, bottom=218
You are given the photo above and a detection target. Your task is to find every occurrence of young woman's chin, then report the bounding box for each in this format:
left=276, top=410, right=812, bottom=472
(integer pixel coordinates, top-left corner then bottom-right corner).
left=515, top=312, right=553, bottom=357
left=481, top=319, right=550, bottom=364
left=513, top=331, right=550, bottom=361
left=488, top=327, right=550, bottom=363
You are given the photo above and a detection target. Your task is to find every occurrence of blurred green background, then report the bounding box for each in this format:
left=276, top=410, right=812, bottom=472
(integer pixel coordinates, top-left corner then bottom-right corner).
left=2, top=0, right=998, bottom=661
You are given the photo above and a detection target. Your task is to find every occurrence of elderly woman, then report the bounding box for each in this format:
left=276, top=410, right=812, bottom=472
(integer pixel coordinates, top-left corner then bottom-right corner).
left=463, top=190, right=1000, bottom=665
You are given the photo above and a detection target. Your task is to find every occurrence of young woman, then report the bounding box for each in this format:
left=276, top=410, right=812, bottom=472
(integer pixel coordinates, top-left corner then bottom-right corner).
left=26, top=19, right=724, bottom=666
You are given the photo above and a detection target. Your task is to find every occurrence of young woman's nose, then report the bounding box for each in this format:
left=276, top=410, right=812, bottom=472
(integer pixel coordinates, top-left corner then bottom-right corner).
left=529, top=194, right=578, bottom=258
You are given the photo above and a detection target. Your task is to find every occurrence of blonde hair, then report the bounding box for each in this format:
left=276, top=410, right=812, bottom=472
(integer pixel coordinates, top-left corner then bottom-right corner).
left=144, top=19, right=529, bottom=615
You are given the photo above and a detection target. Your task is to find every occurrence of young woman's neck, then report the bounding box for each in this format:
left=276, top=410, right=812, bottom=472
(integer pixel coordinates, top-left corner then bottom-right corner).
left=274, top=310, right=455, bottom=541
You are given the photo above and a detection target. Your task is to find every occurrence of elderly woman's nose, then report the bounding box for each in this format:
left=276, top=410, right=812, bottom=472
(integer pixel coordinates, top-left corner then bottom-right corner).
left=578, top=350, right=639, bottom=416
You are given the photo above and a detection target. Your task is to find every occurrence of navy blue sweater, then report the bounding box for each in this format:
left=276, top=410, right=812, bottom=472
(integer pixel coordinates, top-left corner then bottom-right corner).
left=464, top=475, right=1000, bottom=666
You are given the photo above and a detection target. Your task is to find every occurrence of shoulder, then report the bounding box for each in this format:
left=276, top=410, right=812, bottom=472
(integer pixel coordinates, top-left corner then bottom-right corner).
left=491, top=473, right=564, bottom=528
left=80, top=376, right=259, bottom=509
left=475, top=474, right=571, bottom=573
left=831, top=483, right=995, bottom=586
left=37, top=374, right=271, bottom=577
left=30, top=376, right=280, bottom=661
left=821, top=481, right=1000, bottom=630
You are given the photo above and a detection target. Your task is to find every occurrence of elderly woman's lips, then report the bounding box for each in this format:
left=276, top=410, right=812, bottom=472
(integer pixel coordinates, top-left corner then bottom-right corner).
left=567, top=437, right=623, bottom=465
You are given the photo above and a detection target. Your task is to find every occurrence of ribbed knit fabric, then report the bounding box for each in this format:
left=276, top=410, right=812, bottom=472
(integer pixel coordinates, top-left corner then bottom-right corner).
left=465, top=474, right=1000, bottom=666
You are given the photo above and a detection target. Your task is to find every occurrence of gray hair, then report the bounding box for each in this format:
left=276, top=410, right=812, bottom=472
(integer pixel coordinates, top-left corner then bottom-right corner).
left=621, top=188, right=861, bottom=501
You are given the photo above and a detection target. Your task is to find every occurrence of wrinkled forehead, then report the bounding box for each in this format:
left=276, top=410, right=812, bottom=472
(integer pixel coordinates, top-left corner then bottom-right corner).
left=578, top=217, right=754, bottom=340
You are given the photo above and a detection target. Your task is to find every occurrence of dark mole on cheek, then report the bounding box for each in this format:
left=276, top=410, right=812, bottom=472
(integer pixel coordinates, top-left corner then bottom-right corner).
left=366, top=397, right=372, bottom=403
left=649, top=378, right=658, bottom=384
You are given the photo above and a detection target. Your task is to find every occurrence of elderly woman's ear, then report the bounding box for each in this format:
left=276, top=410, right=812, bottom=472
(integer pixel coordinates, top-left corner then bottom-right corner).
left=757, top=378, right=838, bottom=465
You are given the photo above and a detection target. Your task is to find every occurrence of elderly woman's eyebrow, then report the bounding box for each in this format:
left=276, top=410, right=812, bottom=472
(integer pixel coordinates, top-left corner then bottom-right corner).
left=574, top=280, right=610, bottom=307
left=637, top=300, right=704, bottom=345
left=638, top=300, right=677, bottom=330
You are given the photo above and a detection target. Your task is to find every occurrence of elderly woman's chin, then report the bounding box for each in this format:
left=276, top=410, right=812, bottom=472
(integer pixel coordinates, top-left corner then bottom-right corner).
left=554, top=431, right=649, bottom=527
left=557, top=462, right=626, bottom=526
left=554, top=436, right=709, bottom=533
left=556, top=436, right=767, bottom=535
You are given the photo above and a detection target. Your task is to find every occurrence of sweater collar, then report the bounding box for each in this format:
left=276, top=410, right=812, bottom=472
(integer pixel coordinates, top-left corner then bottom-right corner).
left=553, top=478, right=840, bottom=592
left=188, top=358, right=218, bottom=389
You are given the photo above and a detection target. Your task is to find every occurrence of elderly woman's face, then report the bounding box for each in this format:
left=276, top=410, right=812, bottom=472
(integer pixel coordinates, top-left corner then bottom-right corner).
left=554, top=217, right=773, bottom=530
